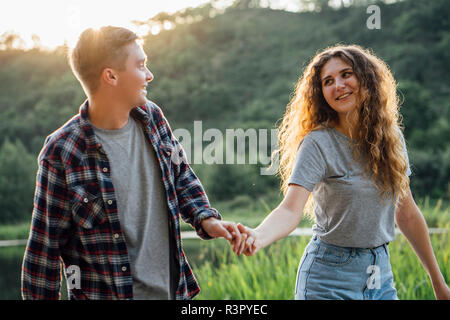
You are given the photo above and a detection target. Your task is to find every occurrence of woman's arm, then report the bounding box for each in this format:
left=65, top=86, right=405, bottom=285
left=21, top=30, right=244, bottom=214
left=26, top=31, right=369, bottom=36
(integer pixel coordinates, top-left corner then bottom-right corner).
left=395, top=187, right=450, bottom=300
left=237, top=184, right=310, bottom=255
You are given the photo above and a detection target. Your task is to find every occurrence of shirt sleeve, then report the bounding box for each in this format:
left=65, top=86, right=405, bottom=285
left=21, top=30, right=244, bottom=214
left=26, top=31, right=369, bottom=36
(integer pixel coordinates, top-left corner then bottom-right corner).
left=288, top=135, right=327, bottom=192
left=148, top=102, right=222, bottom=240
left=398, top=130, right=412, bottom=177
left=21, top=158, right=70, bottom=300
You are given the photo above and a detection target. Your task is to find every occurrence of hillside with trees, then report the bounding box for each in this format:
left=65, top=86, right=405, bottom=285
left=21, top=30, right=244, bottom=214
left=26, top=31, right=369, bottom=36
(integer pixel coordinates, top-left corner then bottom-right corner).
left=0, top=0, right=448, bottom=223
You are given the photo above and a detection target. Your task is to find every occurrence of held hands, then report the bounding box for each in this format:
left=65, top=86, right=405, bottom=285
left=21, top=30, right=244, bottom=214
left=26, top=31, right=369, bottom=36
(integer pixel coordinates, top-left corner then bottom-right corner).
left=200, top=218, right=246, bottom=253
left=200, top=218, right=261, bottom=256
left=233, top=223, right=262, bottom=256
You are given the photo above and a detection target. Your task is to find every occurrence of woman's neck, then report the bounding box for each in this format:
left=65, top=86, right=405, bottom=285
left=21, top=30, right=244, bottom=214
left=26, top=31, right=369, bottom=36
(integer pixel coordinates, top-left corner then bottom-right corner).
left=333, top=122, right=353, bottom=138
left=333, top=116, right=357, bottom=139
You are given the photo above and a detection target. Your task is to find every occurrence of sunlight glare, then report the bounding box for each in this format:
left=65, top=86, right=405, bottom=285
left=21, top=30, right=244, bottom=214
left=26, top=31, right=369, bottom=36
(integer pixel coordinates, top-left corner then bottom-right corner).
left=0, top=0, right=212, bottom=50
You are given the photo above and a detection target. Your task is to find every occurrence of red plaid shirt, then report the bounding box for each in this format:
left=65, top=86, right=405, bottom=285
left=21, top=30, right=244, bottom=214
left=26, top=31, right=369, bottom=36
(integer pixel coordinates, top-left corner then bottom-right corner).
left=21, top=99, right=221, bottom=300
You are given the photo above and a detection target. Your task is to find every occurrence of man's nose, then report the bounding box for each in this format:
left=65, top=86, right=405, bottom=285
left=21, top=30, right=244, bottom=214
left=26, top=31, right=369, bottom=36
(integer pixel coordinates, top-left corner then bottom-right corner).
left=146, top=70, right=154, bottom=82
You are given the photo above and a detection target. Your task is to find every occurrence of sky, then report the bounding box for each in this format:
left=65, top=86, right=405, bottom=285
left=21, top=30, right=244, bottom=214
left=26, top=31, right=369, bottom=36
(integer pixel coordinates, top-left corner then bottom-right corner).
left=0, top=0, right=220, bottom=49
left=0, top=0, right=361, bottom=50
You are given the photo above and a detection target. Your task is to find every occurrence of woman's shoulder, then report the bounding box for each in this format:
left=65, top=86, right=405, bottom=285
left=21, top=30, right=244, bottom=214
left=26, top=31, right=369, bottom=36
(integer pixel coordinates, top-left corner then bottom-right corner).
left=295, top=125, right=335, bottom=155
left=304, top=125, right=333, bottom=143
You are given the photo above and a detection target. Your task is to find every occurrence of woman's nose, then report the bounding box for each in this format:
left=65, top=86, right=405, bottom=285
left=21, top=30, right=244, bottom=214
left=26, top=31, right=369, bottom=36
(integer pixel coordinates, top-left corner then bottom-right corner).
left=335, top=78, right=346, bottom=89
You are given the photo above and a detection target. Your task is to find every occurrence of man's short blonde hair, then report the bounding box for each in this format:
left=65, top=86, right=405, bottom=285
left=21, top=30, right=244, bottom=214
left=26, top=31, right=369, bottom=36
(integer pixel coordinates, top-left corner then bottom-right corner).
left=68, top=26, right=142, bottom=95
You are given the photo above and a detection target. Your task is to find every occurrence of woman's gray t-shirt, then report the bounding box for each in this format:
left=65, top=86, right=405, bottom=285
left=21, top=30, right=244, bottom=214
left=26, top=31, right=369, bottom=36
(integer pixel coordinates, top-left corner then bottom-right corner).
left=288, top=127, right=411, bottom=248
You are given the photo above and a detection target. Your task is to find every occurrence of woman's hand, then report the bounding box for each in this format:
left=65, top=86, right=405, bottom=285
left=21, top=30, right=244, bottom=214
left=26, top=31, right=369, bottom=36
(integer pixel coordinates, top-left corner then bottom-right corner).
left=235, top=223, right=262, bottom=256
left=432, top=280, right=450, bottom=300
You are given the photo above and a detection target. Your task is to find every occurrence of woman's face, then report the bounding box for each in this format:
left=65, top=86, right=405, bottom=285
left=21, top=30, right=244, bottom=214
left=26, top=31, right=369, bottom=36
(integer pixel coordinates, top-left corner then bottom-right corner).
left=320, top=57, right=360, bottom=120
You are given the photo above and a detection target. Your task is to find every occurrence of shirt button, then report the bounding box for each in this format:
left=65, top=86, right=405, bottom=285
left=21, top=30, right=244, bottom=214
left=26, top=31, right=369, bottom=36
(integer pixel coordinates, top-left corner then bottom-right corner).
left=113, top=233, right=119, bottom=239
left=107, top=200, right=113, bottom=205
left=121, top=266, right=127, bottom=272
left=102, top=167, right=108, bottom=172
left=83, top=198, right=89, bottom=203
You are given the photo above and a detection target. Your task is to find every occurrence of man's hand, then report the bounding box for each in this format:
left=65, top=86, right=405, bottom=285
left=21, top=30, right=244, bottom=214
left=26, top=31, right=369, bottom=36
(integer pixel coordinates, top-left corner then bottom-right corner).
left=201, top=218, right=243, bottom=253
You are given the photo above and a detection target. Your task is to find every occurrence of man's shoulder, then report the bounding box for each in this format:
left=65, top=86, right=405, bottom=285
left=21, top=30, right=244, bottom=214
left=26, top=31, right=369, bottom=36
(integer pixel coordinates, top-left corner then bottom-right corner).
left=38, top=113, right=85, bottom=168
left=138, top=100, right=174, bottom=137
left=140, top=99, right=165, bottom=121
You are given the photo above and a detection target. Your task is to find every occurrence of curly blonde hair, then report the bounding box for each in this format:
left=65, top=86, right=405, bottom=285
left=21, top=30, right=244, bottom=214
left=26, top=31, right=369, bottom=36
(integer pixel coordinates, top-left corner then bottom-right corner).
left=277, top=44, right=410, bottom=219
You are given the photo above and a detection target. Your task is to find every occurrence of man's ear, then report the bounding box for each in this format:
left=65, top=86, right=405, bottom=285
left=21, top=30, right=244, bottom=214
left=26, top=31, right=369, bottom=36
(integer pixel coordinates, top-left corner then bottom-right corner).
left=102, top=68, right=118, bottom=86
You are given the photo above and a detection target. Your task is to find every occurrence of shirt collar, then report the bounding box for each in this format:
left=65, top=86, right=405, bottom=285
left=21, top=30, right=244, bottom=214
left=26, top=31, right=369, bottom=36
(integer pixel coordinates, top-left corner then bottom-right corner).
left=78, top=99, right=151, bottom=151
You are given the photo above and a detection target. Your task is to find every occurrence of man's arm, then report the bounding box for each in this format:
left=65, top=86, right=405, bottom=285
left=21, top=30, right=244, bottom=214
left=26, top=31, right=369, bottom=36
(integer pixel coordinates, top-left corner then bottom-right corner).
left=151, top=103, right=239, bottom=241
left=173, top=151, right=221, bottom=239
left=21, top=158, right=69, bottom=299
left=395, top=187, right=450, bottom=300
left=171, top=137, right=242, bottom=244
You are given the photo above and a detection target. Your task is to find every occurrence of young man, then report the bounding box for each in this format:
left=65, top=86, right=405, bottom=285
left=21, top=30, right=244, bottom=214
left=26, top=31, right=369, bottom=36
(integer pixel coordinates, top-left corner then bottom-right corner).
left=21, top=26, right=244, bottom=300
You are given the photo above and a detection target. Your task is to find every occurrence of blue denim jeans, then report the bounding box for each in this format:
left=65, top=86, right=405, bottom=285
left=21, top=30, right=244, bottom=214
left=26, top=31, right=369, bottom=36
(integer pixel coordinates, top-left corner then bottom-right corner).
left=295, top=235, right=398, bottom=300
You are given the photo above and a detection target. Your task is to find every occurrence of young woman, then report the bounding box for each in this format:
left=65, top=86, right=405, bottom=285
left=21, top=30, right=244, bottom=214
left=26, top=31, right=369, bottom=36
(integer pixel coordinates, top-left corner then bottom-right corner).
left=235, top=44, right=449, bottom=300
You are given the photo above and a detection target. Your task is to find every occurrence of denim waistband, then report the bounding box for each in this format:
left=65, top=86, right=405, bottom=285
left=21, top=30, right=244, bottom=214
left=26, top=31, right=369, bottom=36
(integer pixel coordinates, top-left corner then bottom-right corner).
left=312, top=235, right=389, bottom=255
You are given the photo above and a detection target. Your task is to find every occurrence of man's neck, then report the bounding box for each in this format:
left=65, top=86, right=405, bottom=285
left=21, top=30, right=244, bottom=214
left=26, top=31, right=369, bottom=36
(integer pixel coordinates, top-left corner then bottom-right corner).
left=87, top=97, right=132, bottom=130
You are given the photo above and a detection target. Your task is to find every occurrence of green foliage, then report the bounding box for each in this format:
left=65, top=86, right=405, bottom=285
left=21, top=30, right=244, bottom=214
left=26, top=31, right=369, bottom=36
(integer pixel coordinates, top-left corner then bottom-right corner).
left=194, top=237, right=307, bottom=299
left=0, top=221, right=31, bottom=240
left=192, top=233, right=448, bottom=300
left=0, top=245, right=68, bottom=300
left=144, top=0, right=450, bottom=200
left=0, top=138, right=36, bottom=224
left=0, top=0, right=448, bottom=227
left=185, top=198, right=449, bottom=300
left=0, top=197, right=447, bottom=299
left=0, top=246, right=25, bottom=299
left=390, top=233, right=449, bottom=300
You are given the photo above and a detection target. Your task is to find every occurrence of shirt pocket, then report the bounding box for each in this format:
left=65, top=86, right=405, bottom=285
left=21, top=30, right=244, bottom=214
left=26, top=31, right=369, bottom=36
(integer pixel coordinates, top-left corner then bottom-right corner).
left=160, top=138, right=188, bottom=165
left=70, top=182, right=107, bottom=229
left=158, top=140, right=173, bottom=162
left=158, top=139, right=184, bottom=181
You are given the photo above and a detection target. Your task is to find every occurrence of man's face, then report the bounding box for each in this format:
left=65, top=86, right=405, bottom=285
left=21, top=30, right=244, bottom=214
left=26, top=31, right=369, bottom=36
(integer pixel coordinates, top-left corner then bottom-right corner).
left=116, top=41, right=153, bottom=107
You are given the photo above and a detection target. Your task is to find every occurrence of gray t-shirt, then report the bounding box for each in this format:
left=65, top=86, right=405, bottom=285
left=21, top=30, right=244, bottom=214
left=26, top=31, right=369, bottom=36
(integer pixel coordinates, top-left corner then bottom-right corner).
left=288, top=126, right=411, bottom=248
left=91, top=115, right=173, bottom=299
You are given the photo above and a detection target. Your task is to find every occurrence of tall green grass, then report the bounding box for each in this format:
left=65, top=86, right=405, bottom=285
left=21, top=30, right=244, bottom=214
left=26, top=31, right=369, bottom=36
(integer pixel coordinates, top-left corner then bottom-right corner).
left=0, top=246, right=25, bottom=299
left=416, top=197, right=449, bottom=228
left=0, top=222, right=31, bottom=240
left=192, top=232, right=449, bottom=300
left=190, top=237, right=308, bottom=299
left=189, top=197, right=449, bottom=300
left=0, top=196, right=448, bottom=300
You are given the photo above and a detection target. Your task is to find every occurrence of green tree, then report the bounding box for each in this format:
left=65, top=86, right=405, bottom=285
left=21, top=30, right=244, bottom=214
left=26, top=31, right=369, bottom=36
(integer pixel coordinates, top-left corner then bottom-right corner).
left=0, top=138, right=37, bottom=224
